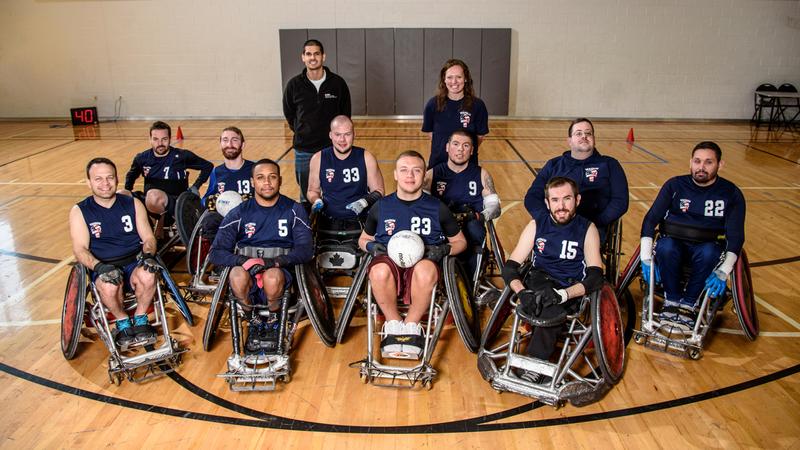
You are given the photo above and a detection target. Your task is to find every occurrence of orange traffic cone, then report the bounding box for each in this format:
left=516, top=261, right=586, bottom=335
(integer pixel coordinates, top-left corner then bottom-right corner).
left=626, top=128, right=634, bottom=143
left=176, top=126, right=184, bottom=141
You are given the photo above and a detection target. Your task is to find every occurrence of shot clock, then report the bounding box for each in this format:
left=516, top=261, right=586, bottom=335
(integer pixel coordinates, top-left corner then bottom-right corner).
left=70, top=107, right=99, bottom=126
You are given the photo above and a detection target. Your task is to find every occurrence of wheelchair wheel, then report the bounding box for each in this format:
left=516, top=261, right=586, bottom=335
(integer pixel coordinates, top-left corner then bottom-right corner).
left=175, top=191, right=202, bottom=246
left=203, top=267, right=231, bottom=351
left=731, top=249, right=759, bottom=341
left=61, top=264, right=88, bottom=360
left=335, top=254, right=372, bottom=344
left=296, top=262, right=336, bottom=347
left=444, top=257, right=481, bottom=353
left=157, top=255, right=194, bottom=326
left=591, top=284, right=625, bottom=384
left=186, top=210, right=212, bottom=276
left=479, top=285, right=514, bottom=350
left=603, top=220, right=623, bottom=285
left=614, top=244, right=640, bottom=295
left=487, top=220, right=505, bottom=272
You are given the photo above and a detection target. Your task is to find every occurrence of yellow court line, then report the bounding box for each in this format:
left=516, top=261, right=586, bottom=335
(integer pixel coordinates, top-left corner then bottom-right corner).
left=7, top=256, right=75, bottom=305
left=755, top=294, right=800, bottom=331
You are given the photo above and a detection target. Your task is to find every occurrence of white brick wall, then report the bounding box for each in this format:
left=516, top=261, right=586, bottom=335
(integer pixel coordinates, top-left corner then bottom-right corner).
left=1, top=0, right=798, bottom=119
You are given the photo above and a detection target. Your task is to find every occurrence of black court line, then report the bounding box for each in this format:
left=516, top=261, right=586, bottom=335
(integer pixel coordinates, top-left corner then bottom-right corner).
left=505, top=139, right=538, bottom=176
left=0, top=250, right=61, bottom=264
left=0, top=140, right=76, bottom=168
left=750, top=255, right=800, bottom=268
left=2, top=360, right=798, bottom=433
left=739, top=142, right=800, bottom=166
left=275, top=146, right=293, bottom=162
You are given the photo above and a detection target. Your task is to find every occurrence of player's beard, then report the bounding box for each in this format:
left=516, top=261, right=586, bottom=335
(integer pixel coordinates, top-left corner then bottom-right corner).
left=256, top=188, right=279, bottom=202
left=550, top=207, right=576, bottom=225
left=222, top=146, right=242, bottom=160
left=692, top=168, right=717, bottom=184
left=154, top=145, right=169, bottom=156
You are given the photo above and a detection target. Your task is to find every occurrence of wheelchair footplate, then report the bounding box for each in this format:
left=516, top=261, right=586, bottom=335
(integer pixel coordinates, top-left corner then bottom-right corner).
left=219, top=353, right=292, bottom=391
left=351, top=358, right=437, bottom=389
left=634, top=319, right=705, bottom=360
left=108, top=339, right=187, bottom=384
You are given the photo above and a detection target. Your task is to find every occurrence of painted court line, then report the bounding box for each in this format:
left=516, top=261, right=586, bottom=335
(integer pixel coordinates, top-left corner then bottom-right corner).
left=755, top=294, right=800, bottom=331
left=0, top=319, right=60, bottom=327
left=7, top=256, right=75, bottom=304
left=716, top=328, right=800, bottom=338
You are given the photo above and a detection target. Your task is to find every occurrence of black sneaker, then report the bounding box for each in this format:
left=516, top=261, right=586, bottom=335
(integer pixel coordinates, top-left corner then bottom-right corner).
left=115, top=327, right=137, bottom=348
left=245, top=320, right=264, bottom=354
left=131, top=323, right=157, bottom=342
left=258, top=320, right=280, bottom=353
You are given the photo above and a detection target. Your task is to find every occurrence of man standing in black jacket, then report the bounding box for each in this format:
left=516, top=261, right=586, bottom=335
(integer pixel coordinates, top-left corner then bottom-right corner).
left=282, top=39, right=351, bottom=207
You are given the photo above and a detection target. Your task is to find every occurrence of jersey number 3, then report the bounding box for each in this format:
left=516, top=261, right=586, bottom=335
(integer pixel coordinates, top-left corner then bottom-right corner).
left=411, top=217, right=431, bottom=235
left=342, top=168, right=360, bottom=183
left=121, top=215, right=133, bottom=232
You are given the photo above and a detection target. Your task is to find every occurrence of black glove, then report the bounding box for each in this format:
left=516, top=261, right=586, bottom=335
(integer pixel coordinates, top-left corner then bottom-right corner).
left=138, top=252, right=159, bottom=273
left=424, top=243, right=451, bottom=263
left=517, top=289, right=545, bottom=317
left=535, top=287, right=568, bottom=307
left=247, top=263, right=267, bottom=278
left=95, top=262, right=123, bottom=286
left=366, top=241, right=387, bottom=256
left=236, top=255, right=250, bottom=267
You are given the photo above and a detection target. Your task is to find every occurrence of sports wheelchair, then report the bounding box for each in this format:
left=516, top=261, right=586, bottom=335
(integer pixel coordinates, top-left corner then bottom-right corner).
left=60, top=257, right=193, bottom=384
left=312, top=214, right=367, bottom=300
left=182, top=208, right=221, bottom=298
left=202, top=256, right=336, bottom=391
left=450, top=212, right=506, bottom=309
left=337, top=254, right=479, bottom=389
left=477, top=264, right=625, bottom=407
left=615, top=237, right=758, bottom=360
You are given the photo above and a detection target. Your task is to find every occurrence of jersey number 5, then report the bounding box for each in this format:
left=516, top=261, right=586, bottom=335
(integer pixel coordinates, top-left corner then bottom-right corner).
left=278, top=219, right=288, bottom=237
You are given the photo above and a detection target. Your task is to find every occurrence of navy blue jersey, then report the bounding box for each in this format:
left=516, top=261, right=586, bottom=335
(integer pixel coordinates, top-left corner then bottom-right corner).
left=124, top=147, right=213, bottom=196
left=524, top=150, right=629, bottom=229
left=364, top=193, right=460, bottom=246
left=202, top=160, right=255, bottom=210
left=641, top=175, right=746, bottom=254
left=430, top=162, right=484, bottom=212
left=531, top=211, right=591, bottom=288
left=319, top=146, right=369, bottom=219
left=421, top=97, right=489, bottom=168
left=77, top=195, right=142, bottom=262
left=209, top=195, right=313, bottom=267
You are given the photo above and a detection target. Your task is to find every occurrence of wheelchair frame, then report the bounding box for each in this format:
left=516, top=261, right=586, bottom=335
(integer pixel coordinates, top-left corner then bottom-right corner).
left=616, top=243, right=758, bottom=360
left=202, top=262, right=336, bottom=391
left=60, top=263, right=190, bottom=385
left=477, top=284, right=624, bottom=407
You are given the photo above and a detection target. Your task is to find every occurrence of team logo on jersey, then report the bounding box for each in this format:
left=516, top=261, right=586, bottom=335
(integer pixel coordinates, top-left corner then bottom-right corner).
left=324, top=93, right=338, bottom=99
left=384, top=219, right=396, bottom=235
left=459, top=111, right=472, bottom=128
left=143, top=166, right=151, bottom=176
left=535, top=238, right=547, bottom=253
left=89, top=222, right=102, bottom=238
left=217, top=182, right=226, bottom=193
left=325, top=168, right=335, bottom=183
left=436, top=181, right=447, bottom=195
left=679, top=199, right=691, bottom=212
left=585, top=167, right=599, bottom=182
left=244, top=222, right=256, bottom=238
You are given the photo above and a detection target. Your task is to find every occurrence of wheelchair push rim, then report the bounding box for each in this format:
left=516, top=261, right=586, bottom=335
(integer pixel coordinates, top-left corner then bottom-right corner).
left=296, top=262, right=337, bottom=347
left=186, top=210, right=212, bottom=276
left=61, top=264, right=88, bottom=360
left=592, top=283, right=626, bottom=384
left=156, top=255, right=194, bottom=326
left=175, top=190, right=202, bottom=246
left=335, top=254, right=372, bottom=344
left=731, top=249, right=758, bottom=341
left=445, top=256, right=481, bottom=353
left=203, top=266, right=231, bottom=351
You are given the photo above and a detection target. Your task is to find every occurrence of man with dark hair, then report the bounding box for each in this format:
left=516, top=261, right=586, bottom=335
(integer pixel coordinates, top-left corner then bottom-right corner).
left=359, top=150, right=467, bottom=357
left=70, top=157, right=160, bottom=347
left=424, top=129, right=500, bottom=277
left=523, top=118, right=628, bottom=240
left=639, top=141, right=746, bottom=326
left=283, top=39, right=351, bottom=206
left=123, top=121, right=213, bottom=223
left=209, top=158, right=313, bottom=353
left=502, top=176, right=604, bottom=382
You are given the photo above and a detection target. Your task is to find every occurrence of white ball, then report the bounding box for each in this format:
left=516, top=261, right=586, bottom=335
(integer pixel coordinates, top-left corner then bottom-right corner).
left=387, top=230, right=425, bottom=268
left=215, top=190, right=243, bottom=217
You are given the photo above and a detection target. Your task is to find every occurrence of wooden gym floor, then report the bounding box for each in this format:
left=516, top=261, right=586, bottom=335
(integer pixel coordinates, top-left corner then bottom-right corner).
left=0, top=119, right=798, bottom=449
